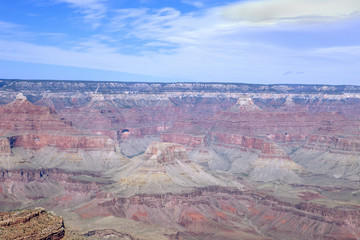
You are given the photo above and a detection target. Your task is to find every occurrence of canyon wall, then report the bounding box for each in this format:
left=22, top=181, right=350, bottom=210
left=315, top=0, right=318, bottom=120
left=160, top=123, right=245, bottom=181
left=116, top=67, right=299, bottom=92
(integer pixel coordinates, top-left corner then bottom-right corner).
left=0, top=79, right=360, bottom=240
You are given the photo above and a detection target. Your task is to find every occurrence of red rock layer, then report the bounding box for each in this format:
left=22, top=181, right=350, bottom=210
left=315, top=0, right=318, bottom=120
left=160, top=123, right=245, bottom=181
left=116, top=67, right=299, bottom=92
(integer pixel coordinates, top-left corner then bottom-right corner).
left=305, top=135, right=360, bottom=154
left=57, top=100, right=179, bottom=141
left=210, top=132, right=289, bottom=158
left=9, top=134, right=113, bottom=150
left=0, top=97, right=114, bottom=151
left=211, top=110, right=360, bottom=140
left=31, top=94, right=360, bottom=158
left=161, top=134, right=206, bottom=148
left=0, top=98, right=77, bottom=135
left=84, top=187, right=360, bottom=240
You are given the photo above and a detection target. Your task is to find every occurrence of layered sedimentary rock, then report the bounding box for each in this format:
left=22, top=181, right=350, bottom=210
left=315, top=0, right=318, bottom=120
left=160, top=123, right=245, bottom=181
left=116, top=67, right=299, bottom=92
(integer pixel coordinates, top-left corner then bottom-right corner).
left=144, top=142, right=189, bottom=163
left=0, top=137, right=10, bottom=154
left=8, top=134, right=114, bottom=151
left=0, top=93, right=76, bottom=136
left=0, top=80, right=360, bottom=239
left=106, top=142, right=231, bottom=196
left=0, top=93, right=115, bottom=151
left=0, top=208, right=65, bottom=240
left=0, top=93, right=124, bottom=171
left=210, top=132, right=289, bottom=158
left=79, top=187, right=360, bottom=240
left=305, top=135, right=360, bottom=153
left=0, top=168, right=107, bottom=212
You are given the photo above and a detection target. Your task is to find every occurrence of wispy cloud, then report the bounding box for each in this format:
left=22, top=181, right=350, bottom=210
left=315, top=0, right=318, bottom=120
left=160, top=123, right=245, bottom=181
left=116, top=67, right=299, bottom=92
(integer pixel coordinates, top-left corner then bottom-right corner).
left=314, top=45, right=360, bottom=62
left=0, top=20, right=67, bottom=43
left=54, top=0, right=107, bottom=28
left=221, top=0, right=360, bottom=25
left=1, top=0, right=360, bottom=84
left=107, top=6, right=225, bottom=50
left=0, top=21, right=30, bottom=40
left=0, top=21, right=24, bottom=32
left=1, top=34, right=359, bottom=84
left=182, top=1, right=205, bottom=8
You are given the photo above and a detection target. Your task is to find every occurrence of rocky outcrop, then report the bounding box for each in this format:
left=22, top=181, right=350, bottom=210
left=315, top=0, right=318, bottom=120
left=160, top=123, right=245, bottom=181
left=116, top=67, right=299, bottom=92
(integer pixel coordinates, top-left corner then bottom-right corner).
left=84, top=229, right=135, bottom=240
left=0, top=137, right=10, bottom=154
left=144, top=142, right=188, bottom=164
left=231, top=95, right=262, bottom=111
left=0, top=208, right=65, bottom=240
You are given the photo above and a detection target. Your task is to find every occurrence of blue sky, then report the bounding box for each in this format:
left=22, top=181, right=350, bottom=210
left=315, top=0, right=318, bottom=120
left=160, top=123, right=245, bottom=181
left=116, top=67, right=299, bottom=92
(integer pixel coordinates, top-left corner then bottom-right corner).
left=0, top=0, right=359, bottom=84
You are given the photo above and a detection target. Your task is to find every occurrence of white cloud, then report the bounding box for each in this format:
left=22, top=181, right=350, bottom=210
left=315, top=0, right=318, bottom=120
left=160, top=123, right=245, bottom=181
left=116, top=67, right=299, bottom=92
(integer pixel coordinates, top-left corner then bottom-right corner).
left=0, top=21, right=24, bottom=32
left=0, top=21, right=31, bottom=40
left=314, top=45, right=360, bottom=58
left=1, top=35, right=359, bottom=84
left=0, top=20, right=70, bottom=43
left=221, top=0, right=360, bottom=25
left=54, top=0, right=107, bottom=28
left=1, top=1, right=360, bottom=84
left=107, top=7, right=225, bottom=49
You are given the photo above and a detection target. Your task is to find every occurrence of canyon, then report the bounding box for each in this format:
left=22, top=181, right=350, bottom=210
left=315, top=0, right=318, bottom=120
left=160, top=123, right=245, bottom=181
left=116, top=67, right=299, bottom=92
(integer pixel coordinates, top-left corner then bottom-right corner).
left=0, top=79, right=360, bottom=239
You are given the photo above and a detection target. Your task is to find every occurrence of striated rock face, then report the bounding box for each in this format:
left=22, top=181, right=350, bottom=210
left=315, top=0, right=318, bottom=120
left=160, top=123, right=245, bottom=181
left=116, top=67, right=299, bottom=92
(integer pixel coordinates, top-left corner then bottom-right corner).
left=9, top=134, right=113, bottom=151
left=232, top=95, right=262, bottom=111
left=0, top=94, right=75, bottom=135
left=0, top=208, right=65, bottom=240
left=160, top=120, right=207, bottom=148
left=0, top=137, right=10, bottom=154
left=210, top=132, right=289, bottom=158
left=0, top=93, right=123, bottom=172
left=1, top=80, right=360, bottom=239
left=0, top=94, right=115, bottom=152
left=161, top=134, right=206, bottom=148
left=0, top=168, right=107, bottom=212
left=305, top=135, right=360, bottom=154
left=106, top=142, right=230, bottom=196
left=144, top=142, right=188, bottom=163
left=81, top=186, right=360, bottom=240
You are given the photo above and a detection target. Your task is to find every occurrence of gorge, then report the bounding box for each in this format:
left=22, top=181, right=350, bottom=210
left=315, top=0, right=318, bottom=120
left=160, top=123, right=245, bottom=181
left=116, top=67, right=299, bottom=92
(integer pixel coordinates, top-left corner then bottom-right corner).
left=0, top=79, right=359, bottom=240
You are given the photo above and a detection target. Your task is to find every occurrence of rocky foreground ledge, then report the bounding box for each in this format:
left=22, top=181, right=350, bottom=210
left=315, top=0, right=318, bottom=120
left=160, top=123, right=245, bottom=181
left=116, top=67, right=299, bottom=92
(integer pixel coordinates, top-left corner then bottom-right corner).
left=0, top=208, right=139, bottom=240
left=0, top=208, right=65, bottom=240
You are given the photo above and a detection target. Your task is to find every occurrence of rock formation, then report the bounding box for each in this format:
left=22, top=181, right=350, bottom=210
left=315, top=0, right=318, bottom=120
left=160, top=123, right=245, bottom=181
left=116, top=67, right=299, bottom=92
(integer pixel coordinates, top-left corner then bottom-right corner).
left=0, top=137, right=10, bottom=154
left=106, top=142, right=232, bottom=196
left=0, top=208, right=65, bottom=240
left=0, top=94, right=116, bottom=151
left=0, top=80, right=360, bottom=239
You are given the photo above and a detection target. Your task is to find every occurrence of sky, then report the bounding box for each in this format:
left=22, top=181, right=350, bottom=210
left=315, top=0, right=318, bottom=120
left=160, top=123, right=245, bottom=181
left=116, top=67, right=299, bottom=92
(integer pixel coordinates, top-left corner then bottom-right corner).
left=0, top=0, right=359, bottom=85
